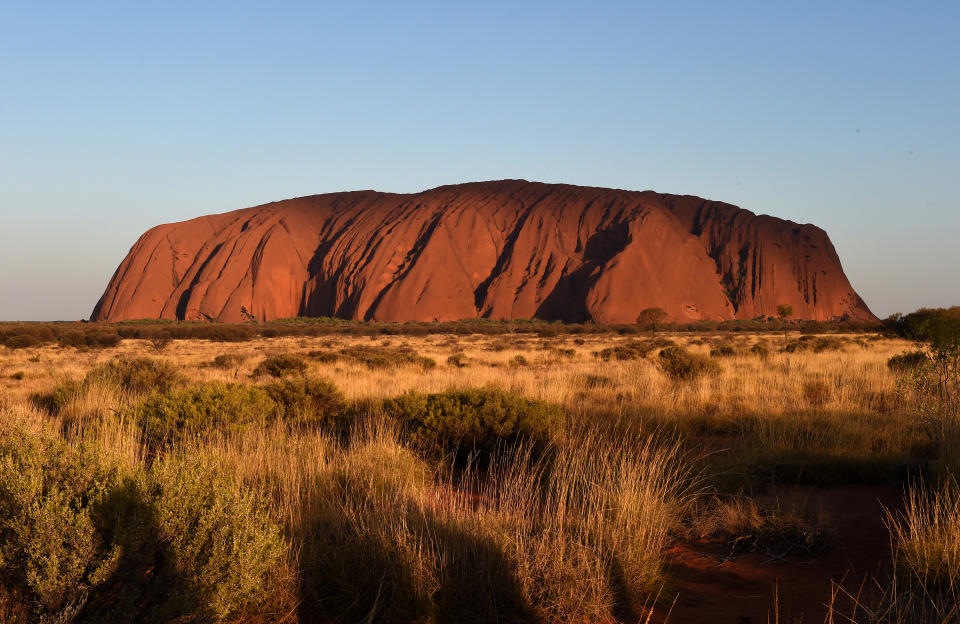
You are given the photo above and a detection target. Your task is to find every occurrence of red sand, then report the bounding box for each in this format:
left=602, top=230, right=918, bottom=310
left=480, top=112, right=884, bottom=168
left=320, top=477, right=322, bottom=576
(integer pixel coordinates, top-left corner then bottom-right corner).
left=659, top=485, right=901, bottom=624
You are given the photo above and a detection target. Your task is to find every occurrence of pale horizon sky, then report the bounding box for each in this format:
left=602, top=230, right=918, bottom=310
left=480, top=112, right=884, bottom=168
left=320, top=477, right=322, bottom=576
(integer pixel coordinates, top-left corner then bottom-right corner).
left=1, top=1, right=958, bottom=321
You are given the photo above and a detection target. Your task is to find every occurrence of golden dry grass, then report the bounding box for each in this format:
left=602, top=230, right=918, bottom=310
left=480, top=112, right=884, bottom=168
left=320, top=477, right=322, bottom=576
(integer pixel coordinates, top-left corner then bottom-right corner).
left=0, top=329, right=955, bottom=622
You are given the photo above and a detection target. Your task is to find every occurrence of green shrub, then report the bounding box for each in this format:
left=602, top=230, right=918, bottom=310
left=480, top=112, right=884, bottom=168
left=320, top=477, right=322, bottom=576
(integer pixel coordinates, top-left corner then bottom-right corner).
left=252, top=354, right=308, bottom=378
left=126, top=383, right=275, bottom=449
left=86, top=357, right=182, bottom=395
left=0, top=415, right=288, bottom=622
left=0, top=423, right=127, bottom=619
left=265, top=377, right=347, bottom=427
left=149, top=454, right=286, bottom=622
left=658, top=346, right=720, bottom=381
left=382, top=389, right=560, bottom=463
left=887, top=350, right=928, bottom=372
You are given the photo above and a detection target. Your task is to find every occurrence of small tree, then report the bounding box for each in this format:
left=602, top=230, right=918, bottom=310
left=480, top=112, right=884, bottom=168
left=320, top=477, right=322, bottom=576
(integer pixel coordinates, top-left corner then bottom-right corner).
left=777, top=304, right=793, bottom=322
left=777, top=304, right=793, bottom=337
left=637, top=308, right=668, bottom=336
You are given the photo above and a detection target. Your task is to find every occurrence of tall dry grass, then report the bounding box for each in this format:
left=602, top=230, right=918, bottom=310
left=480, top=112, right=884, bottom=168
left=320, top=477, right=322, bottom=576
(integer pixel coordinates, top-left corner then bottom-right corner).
left=3, top=329, right=951, bottom=622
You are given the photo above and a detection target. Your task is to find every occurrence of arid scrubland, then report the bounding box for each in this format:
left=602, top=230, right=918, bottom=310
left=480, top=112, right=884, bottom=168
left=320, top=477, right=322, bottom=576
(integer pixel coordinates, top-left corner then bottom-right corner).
left=0, top=322, right=957, bottom=623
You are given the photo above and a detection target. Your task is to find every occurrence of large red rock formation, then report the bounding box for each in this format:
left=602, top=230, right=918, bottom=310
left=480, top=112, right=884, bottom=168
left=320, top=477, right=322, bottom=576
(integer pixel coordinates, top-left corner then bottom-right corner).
left=91, top=180, right=874, bottom=323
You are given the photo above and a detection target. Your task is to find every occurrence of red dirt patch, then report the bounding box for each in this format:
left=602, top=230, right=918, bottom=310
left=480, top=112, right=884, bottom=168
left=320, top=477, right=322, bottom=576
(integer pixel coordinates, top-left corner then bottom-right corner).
left=657, top=485, right=902, bottom=624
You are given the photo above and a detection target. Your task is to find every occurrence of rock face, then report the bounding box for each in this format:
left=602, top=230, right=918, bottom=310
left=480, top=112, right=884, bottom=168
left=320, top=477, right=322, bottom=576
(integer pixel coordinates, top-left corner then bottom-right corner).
left=91, top=180, right=874, bottom=323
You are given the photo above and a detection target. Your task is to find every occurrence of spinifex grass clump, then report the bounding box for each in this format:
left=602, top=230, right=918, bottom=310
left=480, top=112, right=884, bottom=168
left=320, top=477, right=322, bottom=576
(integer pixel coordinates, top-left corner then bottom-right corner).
left=884, top=480, right=960, bottom=616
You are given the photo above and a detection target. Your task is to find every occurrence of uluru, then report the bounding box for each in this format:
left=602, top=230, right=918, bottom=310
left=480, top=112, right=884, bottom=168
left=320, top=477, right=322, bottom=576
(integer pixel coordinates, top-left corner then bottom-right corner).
left=91, top=180, right=874, bottom=324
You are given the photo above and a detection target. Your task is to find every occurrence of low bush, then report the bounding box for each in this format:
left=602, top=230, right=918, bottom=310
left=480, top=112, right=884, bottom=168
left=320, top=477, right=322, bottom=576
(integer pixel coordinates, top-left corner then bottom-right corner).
left=147, top=331, right=173, bottom=353
left=658, top=346, right=720, bottom=381
left=29, top=380, right=82, bottom=415
left=149, top=453, right=286, bottom=622
left=4, top=335, right=37, bottom=350
left=253, top=354, right=308, bottom=378
left=709, top=342, right=737, bottom=357
left=750, top=342, right=770, bottom=359
left=382, top=389, right=560, bottom=463
left=783, top=336, right=845, bottom=353
left=126, top=383, right=275, bottom=449
left=509, top=355, right=528, bottom=367
left=265, top=377, right=347, bottom=427
left=887, top=350, right=928, bottom=372
left=86, top=357, right=183, bottom=395
left=596, top=338, right=672, bottom=362
left=336, top=345, right=437, bottom=370
left=57, top=331, right=122, bottom=349
left=0, top=423, right=126, bottom=620
left=209, top=353, right=247, bottom=370
left=306, top=349, right=339, bottom=364
left=9, top=371, right=24, bottom=380
left=446, top=353, right=468, bottom=368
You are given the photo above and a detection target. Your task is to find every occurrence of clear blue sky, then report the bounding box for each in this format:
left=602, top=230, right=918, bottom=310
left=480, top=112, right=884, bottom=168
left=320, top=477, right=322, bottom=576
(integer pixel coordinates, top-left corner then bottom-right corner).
left=1, top=1, right=957, bottom=320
